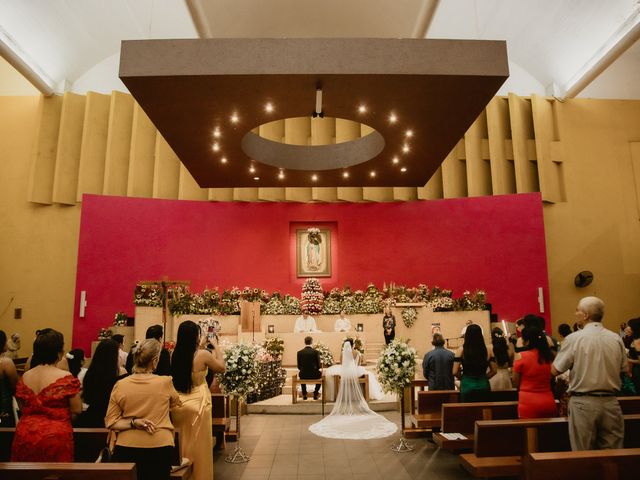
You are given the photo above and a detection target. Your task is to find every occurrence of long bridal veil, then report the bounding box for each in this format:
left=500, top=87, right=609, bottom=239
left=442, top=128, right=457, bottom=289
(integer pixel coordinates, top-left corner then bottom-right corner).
left=308, top=341, right=397, bottom=439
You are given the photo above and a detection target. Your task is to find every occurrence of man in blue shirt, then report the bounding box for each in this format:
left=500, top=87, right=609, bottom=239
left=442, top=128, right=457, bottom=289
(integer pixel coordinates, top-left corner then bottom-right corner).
left=422, top=333, right=455, bottom=390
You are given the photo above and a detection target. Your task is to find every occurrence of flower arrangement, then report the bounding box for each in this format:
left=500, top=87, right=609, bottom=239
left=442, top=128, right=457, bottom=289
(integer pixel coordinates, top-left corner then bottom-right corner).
left=163, top=341, right=176, bottom=352
left=401, top=307, right=418, bottom=328
left=262, top=336, right=285, bottom=359
left=301, top=278, right=324, bottom=314
left=134, top=284, right=162, bottom=307
left=262, top=291, right=285, bottom=315
left=217, top=342, right=260, bottom=399
left=113, top=312, right=128, bottom=326
left=282, top=294, right=302, bottom=315
left=312, top=342, right=334, bottom=367
left=431, top=296, right=455, bottom=312
left=98, top=328, right=112, bottom=340
left=376, top=340, right=417, bottom=394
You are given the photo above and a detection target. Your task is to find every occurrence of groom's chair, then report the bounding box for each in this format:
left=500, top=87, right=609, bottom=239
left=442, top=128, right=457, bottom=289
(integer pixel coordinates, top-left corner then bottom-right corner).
left=291, top=375, right=326, bottom=415
left=334, top=375, right=370, bottom=402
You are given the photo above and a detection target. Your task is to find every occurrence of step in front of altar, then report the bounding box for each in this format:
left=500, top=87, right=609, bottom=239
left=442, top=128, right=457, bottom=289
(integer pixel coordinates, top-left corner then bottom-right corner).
left=246, top=393, right=398, bottom=414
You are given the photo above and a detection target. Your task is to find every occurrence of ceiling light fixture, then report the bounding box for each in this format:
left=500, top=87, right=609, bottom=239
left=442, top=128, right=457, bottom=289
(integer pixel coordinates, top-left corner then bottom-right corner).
left=370, top=171, right=376, bottom=178
left=230, top=113, right=239, bottom=123
left=278, top=170, right=285, bottom=179
left=249, top=166, right=256, bottom=173
left=265, top=102, right=274, bottom=113
left=402, top=144, right=410, bottom=153
left=311, top=174, right=318, bottom=181
left=405, top=130, right=413, bottom=137
left=213, top=128, right=221, bottom=138
left=343, top=171, right=350, bottom=178
left=220, top=157, right=227, bottom=164
left=253, top=176, right=260, bottom=180
left=392, top=156, right=399, bottom=164
left=212, top=142, right=220, bottom=152
left=389, top=113, right=397, bottom=123
left=358, top=105, right=367, bottom=114
left=400, top=167, right=407, bottom=172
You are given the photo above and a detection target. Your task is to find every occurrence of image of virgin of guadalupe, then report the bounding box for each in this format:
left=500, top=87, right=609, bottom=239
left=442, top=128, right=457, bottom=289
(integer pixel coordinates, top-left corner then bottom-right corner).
left=306, top=228, right=323, bottom=272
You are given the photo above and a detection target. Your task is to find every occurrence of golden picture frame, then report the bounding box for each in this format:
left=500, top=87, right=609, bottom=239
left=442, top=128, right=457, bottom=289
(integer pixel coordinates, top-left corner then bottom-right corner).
left=296, top=228, right=332, bottom=277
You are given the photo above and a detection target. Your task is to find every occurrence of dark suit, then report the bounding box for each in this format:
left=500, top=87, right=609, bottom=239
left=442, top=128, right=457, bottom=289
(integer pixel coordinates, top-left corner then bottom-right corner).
left=297, top=346, right=322, bottom=397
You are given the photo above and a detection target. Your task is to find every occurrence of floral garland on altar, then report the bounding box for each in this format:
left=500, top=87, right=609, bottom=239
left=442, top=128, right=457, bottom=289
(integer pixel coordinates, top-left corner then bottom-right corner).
left=401, top=307, right=418, bottom=328
left=377, top=340, right=417, bottom=394
left=133, top=282, right=487, bottom=316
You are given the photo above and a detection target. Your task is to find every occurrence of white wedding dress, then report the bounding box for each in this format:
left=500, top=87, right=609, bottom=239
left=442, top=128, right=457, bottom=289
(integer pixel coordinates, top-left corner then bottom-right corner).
left=309, top=342, right=397, bottom=440
left=324, top=352, right=385, bottom=401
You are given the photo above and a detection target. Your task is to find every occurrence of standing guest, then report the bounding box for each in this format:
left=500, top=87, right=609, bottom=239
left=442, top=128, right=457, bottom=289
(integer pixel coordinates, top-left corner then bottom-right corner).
left=294, top=310, right=319, bottom=333
left=552, top=296, right=627, bottom=450
left=66, top=348, right=87, bottom=382
left=489, top=328, right=513, bottom=390
left=512, top=326, right=557, bottom=418
left=625, top=318, right=640, bottom=392
left=11, top=329, right=82, bottom=461
left=106, top=339, right=181, bottom=480
left=145, top=325, right=171, bottom=375
left=78, top=339, right=126, bottom=427
left=171, top=321, right=225, bottom=480
left=516, top=314, right=558, bottom=355
left=297, top=336, right=322, bottom=400
left=382, top=306, right=396, bottom=345
left=557, top=323, right=573, bottom=349
left=112, top=334, right=128, bottom=370
left=334, top=310, right=352, bottom=332
left=453, top=324, right=497, bottom=402
left=422, top=333, right=455, bottom=390
left=1, top=333, right=21, bottom=359
left=0, top=330, right=18, bottom=427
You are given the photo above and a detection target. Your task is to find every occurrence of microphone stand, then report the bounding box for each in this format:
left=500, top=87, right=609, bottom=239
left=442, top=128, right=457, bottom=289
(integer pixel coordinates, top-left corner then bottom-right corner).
left=252, top=310, right=255, bottom=343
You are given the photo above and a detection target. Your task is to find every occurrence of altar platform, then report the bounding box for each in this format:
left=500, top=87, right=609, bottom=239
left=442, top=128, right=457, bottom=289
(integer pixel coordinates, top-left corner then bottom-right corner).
left=246, top=393, right=398, bottom=414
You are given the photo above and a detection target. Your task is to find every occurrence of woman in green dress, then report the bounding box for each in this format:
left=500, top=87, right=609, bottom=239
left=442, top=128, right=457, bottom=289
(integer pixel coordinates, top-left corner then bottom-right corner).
left=453, top=324, right=497, bottom=402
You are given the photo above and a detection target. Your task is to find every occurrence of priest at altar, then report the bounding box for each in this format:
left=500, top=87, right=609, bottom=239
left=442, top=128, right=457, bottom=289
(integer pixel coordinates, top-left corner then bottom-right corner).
left=294, top=312, right=320, bottom=333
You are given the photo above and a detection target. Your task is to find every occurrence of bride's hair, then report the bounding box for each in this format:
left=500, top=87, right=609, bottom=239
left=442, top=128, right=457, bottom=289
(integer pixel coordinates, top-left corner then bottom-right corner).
left=344, top=338, right=354, bottom=347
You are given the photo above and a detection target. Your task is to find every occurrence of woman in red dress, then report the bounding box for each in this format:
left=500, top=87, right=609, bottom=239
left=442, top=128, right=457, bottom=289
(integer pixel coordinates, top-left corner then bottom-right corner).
left=11, top=328, right=82, bottom=461
left=512, top=326, right=557, bottom=418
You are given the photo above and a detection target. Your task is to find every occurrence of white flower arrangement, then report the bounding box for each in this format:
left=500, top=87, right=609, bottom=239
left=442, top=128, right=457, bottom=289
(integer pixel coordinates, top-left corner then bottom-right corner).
left=376, top=340, right=417, bottom=394
left=401, top=307, right=418, bottom=328
left=217, top=342, right=260, bottom=399
left=312, top=342, right=334, bottom=367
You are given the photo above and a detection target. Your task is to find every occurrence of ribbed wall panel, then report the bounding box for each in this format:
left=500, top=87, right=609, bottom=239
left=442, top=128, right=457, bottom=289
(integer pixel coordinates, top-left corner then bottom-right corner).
left=508, top=94, right=539, bottom=193
left=208, top=188, right=234, bottom=202
left=363, top=187, right=394, bottom=202
left=178, top=164, right=208, bottom=200
left=311, top=117, right=335, bottom=145
left=127, top=103, right=157, bottom=198
left=486, top=97, right=516, bottom=195
left=52, top=92, right=85, bottom=205
left=76, top=92, right=110, bottom=202
left=531, top=94, right=565, bottom=203
left=464, top=112, right=492, bottom=197
left=258, top=187, right=286, bottom=201
left=284, top=117, right=310, bottom=145
left=312, top=187, right=339, bottom=202
left=335, top=119, right=361, bottom=143
left=393, top=187, right=418, bottom=201
left=442, top=142, right=467, bottom=198
left=153, top=135, right=180, bottom=199
left=233, top=188, right=260, bottom=201
left=104, top=91, right=134, bottom=196
left=418, top=166, right=443, bottom=200
left=337, top=187, right=363, bottom=202
left=28, top=95, right=63, bottom=205
left=285, top=187, right=313, bottom=202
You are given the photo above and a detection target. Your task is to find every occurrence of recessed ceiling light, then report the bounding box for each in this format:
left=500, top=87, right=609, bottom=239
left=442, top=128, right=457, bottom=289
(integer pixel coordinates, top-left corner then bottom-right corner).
left=220, top=157, right=227, bottom=164
left=405, top=130, right=413, bottom=137
left=392, top=156, right=399, bottom=164
left=212, top=142, right=220, bottom=152
left=311, top=174, right=318, bottom=181
left=249, top=166, right=256, bottom=173
left=265, top=102, right=274, bottom=113
left=370, top=171, right=376, bottom=178
left=230, top=113, right=239, bottom=123
left=389, top=113, right=397, bottom=123
left=278, top=170, right=285, bottom=179
left=358, top=105, right=367, bottom=114
left=342, top=171, right=350, bottom=178
left=213, top=128, right=221, bottom=138
left=400, top=167, right=407, bottom=173
left=402, top=144, right=410, bottom=153
left=253, top=176, right=260, bottom=181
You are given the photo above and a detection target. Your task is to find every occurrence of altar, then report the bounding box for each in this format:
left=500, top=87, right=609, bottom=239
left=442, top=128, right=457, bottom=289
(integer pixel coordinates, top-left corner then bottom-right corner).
left=267, top=331, right=367, bottom=366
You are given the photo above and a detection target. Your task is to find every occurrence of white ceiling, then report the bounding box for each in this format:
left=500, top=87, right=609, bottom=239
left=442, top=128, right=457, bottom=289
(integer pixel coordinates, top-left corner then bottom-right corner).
left=1, top=0, right=639, bottom=99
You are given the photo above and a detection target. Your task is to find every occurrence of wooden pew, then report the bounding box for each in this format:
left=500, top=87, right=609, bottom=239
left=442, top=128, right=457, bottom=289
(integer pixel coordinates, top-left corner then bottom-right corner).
left=618, top=395, right=640, bottom=414
left=291, top=375, right=325, bottom=404
left=334, top=374, right=370, bottom=402
left=460, top=414, right=640, bottom=478
left=433, top=401, right=519, bottom=451
left=212, top=393, right=230, bottom=450
left=0, top=462, right=137, bottom=479
left=523, top=449, right=640, bottom=480
left=410, top=390, right=459, bottom=430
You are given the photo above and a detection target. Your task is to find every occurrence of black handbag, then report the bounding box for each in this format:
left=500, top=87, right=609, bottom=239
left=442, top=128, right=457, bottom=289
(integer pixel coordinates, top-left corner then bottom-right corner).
left=96, top=430, right=117, bottom=463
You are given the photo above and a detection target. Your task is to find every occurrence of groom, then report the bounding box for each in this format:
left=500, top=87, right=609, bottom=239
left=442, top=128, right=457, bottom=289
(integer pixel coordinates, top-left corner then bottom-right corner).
left=297, top=336, right=322, bottom=400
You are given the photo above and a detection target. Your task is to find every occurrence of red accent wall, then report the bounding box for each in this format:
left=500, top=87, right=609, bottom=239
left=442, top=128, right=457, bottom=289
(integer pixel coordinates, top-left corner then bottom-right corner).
left=73, top=193, right=550, bottom=351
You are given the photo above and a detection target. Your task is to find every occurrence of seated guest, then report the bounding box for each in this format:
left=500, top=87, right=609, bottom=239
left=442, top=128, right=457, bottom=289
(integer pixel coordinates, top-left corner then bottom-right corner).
left=489, top=328, right=513, bottom=390
left=106, top=339, right=181, bottom=480
left=11, top=329, right=82, bottom=461
left=297, top=336, right=322, bottom=400
left=294, top=310, right=319, bottom=333
left=171, top=321, right=225, bottom=480
left=66, top=348, right=87, bottom=383
left=334, top=310, right=352, bottom=332
left=453, top=324, right=497, bottom=402
left=78, top=338, right=126, bottom=427
left=0, top=330, right=18, bottom=427
left=145, top=324, right=171, bottom=375
left=112, top=334, right=128, bottom=370
left=422, top=333, right=455, bottom=390
left=513, top=326, right=557, bottom=418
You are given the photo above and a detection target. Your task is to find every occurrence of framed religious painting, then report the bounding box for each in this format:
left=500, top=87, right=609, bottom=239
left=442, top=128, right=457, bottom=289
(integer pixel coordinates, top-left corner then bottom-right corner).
left=296, top=227, right=331, bottom=277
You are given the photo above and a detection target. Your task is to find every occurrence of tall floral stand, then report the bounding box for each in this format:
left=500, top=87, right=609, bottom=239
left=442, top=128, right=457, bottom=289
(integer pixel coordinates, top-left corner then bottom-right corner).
left=390, top=388, right=414, bottom=452
left=225, top=396, right=250, bottom=463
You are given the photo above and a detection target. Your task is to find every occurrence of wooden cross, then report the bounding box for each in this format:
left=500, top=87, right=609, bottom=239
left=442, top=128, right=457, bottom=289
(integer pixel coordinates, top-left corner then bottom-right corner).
left=138, top=276, right=190, bottom=343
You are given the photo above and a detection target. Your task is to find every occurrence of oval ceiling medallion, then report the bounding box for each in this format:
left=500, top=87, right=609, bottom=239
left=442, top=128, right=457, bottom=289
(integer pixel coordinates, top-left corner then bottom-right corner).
left=241, top=117, right=385, bottom=171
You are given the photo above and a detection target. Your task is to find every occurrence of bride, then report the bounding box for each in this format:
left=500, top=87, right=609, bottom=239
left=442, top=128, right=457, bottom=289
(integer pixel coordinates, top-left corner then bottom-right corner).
left=308, top=340, right=397, bottom=440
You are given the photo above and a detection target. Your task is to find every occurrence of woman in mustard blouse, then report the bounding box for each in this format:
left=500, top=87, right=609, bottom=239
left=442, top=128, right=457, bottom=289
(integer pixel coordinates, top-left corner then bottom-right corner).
left=106, top=339, right=181, bottom=479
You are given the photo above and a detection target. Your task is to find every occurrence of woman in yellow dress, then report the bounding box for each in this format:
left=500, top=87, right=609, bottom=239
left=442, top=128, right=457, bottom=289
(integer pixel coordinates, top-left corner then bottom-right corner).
left=171, top=321, right=225, bottom=480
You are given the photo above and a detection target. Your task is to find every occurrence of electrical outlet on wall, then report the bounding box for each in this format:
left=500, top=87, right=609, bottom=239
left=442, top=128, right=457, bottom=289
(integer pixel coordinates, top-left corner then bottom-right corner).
left=14, top=308, right=22, bottom=319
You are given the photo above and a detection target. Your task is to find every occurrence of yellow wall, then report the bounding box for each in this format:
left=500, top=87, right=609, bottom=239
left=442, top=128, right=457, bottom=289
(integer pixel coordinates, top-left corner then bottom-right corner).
left=1, top=93, right=639, bottom=356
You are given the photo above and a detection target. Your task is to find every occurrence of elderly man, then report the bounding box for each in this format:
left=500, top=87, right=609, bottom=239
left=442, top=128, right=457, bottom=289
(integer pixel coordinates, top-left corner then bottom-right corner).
left=552, top=296, right=627, bottom=450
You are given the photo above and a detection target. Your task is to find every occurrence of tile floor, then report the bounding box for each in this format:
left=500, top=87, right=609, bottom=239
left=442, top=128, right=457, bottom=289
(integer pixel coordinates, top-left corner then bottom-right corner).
left=214, top=413, right=478, bottom=480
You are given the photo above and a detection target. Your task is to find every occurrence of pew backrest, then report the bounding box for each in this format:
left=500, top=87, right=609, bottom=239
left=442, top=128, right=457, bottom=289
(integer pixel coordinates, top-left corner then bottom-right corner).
left=488, top=389, right=518, bottom=402
left=0, top=462, right=137, bottom=480
left=618, top=396, right=640, bottom=415
left=441, top=401, right=519, bottom=433
left=416, top=390, right=459, bottom=414
left=523, top=449, right=640, bottom=480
